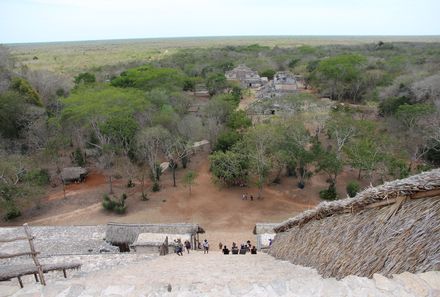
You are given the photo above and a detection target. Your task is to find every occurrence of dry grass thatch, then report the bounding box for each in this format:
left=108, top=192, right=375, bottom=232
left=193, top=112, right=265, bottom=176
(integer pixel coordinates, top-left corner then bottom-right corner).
left=105, top=223, right=205, bottom=244
left=269, top=169, right=440, bottom=279
left=274, top=169, right=440, bottom=233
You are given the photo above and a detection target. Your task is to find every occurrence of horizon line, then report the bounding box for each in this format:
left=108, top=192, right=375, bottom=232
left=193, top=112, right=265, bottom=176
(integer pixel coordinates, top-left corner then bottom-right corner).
left=3, top=34, right=440, bottom=46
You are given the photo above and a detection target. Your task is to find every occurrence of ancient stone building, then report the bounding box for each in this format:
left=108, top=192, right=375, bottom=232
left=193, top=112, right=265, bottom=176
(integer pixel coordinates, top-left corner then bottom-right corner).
left=225, top=64, right=265, bottom=88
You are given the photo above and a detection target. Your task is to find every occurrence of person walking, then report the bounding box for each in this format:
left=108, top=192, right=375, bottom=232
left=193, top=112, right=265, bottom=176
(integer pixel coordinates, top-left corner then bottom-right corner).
left=203, top=239, right=209, bottom=254
left=184, top=240, right=191, bottom=254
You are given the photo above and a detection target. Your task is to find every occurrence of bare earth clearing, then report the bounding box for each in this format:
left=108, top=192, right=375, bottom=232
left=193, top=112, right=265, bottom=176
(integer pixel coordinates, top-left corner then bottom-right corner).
left=3, top=149, right=368, bottom=245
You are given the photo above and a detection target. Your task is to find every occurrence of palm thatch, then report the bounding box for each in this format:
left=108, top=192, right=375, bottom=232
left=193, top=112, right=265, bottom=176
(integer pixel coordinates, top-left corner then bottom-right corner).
left=274, top=169, right=440, bottom=233
left=61, top=167, right=87, bottom=183
left=105, top=223, right=204, bottom=245
left=269, top=169, right=440, bottom=279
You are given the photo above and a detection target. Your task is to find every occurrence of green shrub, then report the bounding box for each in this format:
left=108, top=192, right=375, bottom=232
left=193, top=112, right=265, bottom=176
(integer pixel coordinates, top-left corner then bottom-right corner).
left=25, top=169, right=50, bottom=186
left=152, top=182, right=160, bottom=192
left=73, top=148, right=86, bottom=167
left=102, top=194, right=115, bottom=210
left=114, top=204, right=127, bottom=214
left=126, top=179, right=135, bottom=188
left=319, top=185, right=338, bottom=200
left=4, top=202, right=21, bottom=221
left=346, top=181, right=360, bottom=198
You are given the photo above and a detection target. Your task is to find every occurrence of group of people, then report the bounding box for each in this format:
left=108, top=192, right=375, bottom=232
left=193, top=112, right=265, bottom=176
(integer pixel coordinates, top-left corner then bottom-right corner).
left=241, top=193, right=254, bottom=201
left=220, top=240, right=257, bottom=255
left=174, top=239, right=192, bottom=256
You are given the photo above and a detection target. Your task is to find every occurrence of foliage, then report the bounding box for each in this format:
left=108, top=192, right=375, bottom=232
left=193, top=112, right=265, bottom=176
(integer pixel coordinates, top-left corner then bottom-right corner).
left=313, top=54, right=367, bottom=101
left=395, top=103, right=435, bottom=129
left=313, top=142, right=343, bottom=185
left=62, top=85, right=150, bottom=125
left=11, top=77, right=43, bottom=106
left=73, top=147, right=86, bottom=166
left=102, top=193, right=127, bottom=214
left=0, top=92, right=28, bottom=139
left=100, top=115, right=139, bottom=155
left=206, top=73, right=227, bottom=96
left=227, top=110, right=252, bottom=130
left=214, top=130, right=242, bottom=152
left=210, top=150, right=249, bottom=186
left=260, top=69, right=276, bottom=80
left=111, top=65, right=186, bottom=91
left=3, top=201, right=21, bottom=221
left=346, top=181, right=360, bottom=198
left=73, top=72, right=96, bottom=86
left=378, top=96, right=410, bottom=116
left=183, top=170, right=198, bottom=195
left=319, top=184, right=338, bottom=200
left=24, top=169, right=50, bottom=186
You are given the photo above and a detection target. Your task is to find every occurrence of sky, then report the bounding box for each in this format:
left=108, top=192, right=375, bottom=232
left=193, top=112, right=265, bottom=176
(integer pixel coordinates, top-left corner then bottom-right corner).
left=0, top=0, right=439, bottom=43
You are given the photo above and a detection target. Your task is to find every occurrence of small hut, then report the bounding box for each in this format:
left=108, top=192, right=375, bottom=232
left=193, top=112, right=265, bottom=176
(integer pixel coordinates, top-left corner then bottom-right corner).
left=269, top=169, right=440, bottom=279
left=61, top=167, right=87, bottom=184
left=253, top=223, right=278, bottom=250
left=105, top=223, right=205, bottom=253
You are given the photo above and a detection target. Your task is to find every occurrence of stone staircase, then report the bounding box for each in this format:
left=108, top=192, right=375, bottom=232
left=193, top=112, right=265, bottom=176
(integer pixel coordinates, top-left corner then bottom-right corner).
left=1, top=252, right=439, bottom=297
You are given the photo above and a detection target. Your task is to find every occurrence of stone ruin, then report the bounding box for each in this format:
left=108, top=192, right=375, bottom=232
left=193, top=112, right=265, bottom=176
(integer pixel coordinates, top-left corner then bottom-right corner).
left=225, top=64, right=266, bottom=88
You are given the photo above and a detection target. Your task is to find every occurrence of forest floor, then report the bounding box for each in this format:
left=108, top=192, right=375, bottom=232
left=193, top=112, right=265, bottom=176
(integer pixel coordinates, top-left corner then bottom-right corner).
left=4, top=149, right=368, bottom=245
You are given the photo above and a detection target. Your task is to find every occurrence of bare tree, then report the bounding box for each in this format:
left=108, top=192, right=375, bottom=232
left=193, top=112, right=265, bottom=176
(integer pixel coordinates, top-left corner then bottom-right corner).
left=136, top=126, right=171, bottom=190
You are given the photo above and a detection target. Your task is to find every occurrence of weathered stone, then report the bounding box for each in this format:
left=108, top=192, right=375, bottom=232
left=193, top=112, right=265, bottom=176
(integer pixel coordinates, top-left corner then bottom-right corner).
left=417, top=271, right=440, bottom=290
left=393, top=272, right=430, bottom=297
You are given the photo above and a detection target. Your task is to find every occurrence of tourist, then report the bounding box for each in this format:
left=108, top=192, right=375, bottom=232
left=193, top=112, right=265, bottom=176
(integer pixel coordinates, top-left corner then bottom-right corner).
left=268, top=238, right=273, bottom=246
left=250, top=195, right=254, bottom=201
left=246, top=240, right=252, bottom=251
left=222, top=245, right=230, bottom=255
left=251, top=246, right=257, bottom=254
left=184, top=240, right=191, bottom=254
left=174, top=239, right=183, bottom=256
left=231, top=242, right=238, bottom=254
left=203, top=239, right=209, bottom=254
left=219, top=242, right=223, bottom=250
left=239, top=244, right=247, bottom=254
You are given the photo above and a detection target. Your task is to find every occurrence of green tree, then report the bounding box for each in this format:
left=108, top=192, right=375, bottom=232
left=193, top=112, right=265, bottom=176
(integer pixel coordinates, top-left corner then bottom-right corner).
left=227, top=110, right=252, bottom=130
left=0, top=92, right=27, bottom=139
left=260, top=69, right=276, bottom=80
left=206, top=73, right=227, bottom=96
left=244, top=124, right=281, bottom=198
left=314, top=54, right=367, bottom=101
left=183, top=170, right=198, bottom=196
left=313, top=142, right=343, bottom=187
left=74, top=72, right=96, bottom=86
left=214, top=130, right=242, bottom=152
left=210, top=150, right=249, bottom=186
left=11, top=77, right=43, bottom=106
left=111, top=65, right=186, bottom=91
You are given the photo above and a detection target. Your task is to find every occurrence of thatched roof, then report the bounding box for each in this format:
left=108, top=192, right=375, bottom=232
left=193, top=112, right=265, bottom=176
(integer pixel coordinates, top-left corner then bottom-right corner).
left=61, top=167, right=87, bottom=181
left=253, top=223, right=278, bottom=235
left=105, top=223, right=205, bottom=244
left=269, top=169, right=440, bottom=278
left=274, top=169, right=440, bottom=233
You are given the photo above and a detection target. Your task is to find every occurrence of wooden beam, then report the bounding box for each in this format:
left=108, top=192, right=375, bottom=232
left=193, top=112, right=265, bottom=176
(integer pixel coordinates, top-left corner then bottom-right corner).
left=0, top=236, right=34, bottom=243
left=411, top=189, right=440, bottom=199
left=0, top=252, right=40, bottom=259
left=17, top=276, right=23, bottom=288
left=24, top=223, right=46, bottom=286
